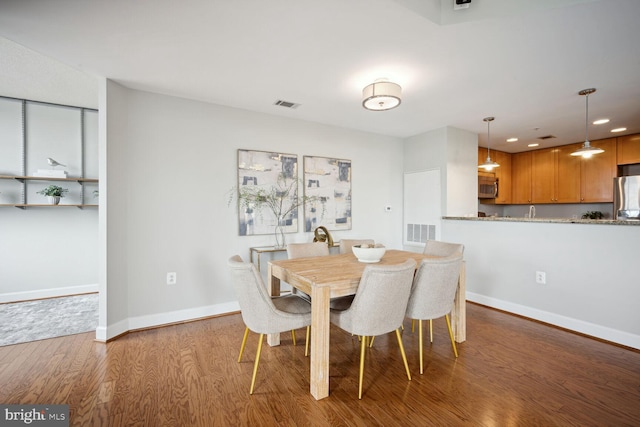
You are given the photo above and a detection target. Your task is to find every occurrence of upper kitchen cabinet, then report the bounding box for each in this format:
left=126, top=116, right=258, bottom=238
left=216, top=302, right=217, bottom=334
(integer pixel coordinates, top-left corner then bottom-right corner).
left=511, top=151, right=532, bottom=204
left=532, top=145, right=581, bottom=204
left=580, top=138, right=617, bottom=202
left=617, top=134, right=640, bottom=165
left=478, top=148, right=512, bottom=204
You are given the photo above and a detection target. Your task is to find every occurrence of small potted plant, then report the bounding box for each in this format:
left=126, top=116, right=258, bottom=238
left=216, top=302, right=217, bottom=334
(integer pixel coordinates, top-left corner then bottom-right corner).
left=37, top=184, right=69, bottom=205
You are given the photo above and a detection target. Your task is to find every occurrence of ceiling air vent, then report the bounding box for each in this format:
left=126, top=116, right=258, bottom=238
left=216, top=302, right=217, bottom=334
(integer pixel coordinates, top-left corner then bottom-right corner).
left=274, top=100, right=300, bottom=109
left=538, top=135, right=556, bottom=140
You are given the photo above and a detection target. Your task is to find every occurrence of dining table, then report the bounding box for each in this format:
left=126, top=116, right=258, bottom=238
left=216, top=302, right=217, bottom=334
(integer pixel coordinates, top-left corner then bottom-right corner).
left=267, top=249, right=466, bottom=400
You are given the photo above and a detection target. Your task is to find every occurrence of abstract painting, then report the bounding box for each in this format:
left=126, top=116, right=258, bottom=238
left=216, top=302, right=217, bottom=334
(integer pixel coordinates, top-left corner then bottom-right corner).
left=303, top=156, right=352, bottom=231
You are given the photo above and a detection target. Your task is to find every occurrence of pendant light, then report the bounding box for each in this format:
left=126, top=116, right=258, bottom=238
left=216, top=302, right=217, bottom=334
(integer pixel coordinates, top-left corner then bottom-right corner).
left=571, top=88, right=604, bottom=158
left=479, top=116, right=499, bottom=171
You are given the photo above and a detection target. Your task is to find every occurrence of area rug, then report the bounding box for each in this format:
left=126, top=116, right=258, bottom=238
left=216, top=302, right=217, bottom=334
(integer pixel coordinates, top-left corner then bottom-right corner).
left=0, top=293, right=98, bottom=346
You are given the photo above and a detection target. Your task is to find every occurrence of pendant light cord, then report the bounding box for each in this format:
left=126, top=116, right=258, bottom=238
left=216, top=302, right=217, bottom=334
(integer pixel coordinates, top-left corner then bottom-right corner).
left=585, top=92, right=590, bottom=144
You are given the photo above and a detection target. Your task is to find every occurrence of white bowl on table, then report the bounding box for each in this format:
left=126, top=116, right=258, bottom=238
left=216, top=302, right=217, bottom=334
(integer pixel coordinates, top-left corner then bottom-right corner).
left=351, top=244, right=386, bottom=263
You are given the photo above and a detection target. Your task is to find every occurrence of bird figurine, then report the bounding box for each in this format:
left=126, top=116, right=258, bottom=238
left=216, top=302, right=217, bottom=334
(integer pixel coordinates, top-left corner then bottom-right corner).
left=47, top=158, right=67, bottom=169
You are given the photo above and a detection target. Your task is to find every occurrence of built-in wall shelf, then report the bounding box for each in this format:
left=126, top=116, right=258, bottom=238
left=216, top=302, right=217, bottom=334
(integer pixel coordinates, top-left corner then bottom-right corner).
left=0, top=175, right=98, bottom=183
left=0, top=203, right=98, bottom=210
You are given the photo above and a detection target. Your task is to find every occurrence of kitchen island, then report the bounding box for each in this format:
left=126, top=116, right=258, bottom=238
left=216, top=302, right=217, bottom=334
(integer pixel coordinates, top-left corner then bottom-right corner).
left=441, top=216, right=640, bottom=350
left=443, top=216, right=640, bottom=225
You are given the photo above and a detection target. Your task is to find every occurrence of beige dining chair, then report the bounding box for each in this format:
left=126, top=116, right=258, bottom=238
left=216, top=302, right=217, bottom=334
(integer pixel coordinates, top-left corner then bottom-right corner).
left=330, top=258, right=417, bottom=399
left=339, top=239, right=375, bottom=254
left=417, top=240, right=465, bottom=339
left=286, top=241, right=352, bottom=340
left=405, top=256, right=463, bottom=374
left=228, top=255, right=311, bottom=394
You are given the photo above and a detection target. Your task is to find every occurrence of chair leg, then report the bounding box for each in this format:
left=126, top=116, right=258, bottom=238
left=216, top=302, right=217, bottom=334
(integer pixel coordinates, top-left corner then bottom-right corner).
left=445, top=314, right=459, bottom=358
left=250, top=334, right=264, bottom=394
left=238, top=327, right=250, bottom=363
left=305, top=326, right=310, bottom=357
left=429, top=319, right=433, bottom=343
left=291, top=329, right=297, bottom=346
left=358, top=335, right=367, bottom=399
left=395, top=329, right=411, bottom=381
left=418, top=319, right=424, bottom=375
left=369, top=336, right=375, bottom=347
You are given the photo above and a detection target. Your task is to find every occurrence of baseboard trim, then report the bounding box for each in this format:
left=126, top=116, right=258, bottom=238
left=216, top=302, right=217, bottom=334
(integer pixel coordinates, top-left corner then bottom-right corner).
left=467, top=292, right=640, bottom=350
left=95, top=301, right=241, bottom=342
left=0, top=284, right=99, bottom=304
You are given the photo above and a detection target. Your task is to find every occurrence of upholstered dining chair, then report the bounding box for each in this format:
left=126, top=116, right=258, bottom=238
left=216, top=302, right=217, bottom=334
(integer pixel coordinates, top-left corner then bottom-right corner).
left=228, top=255, right=312, bottom=394
left=339, top=239, right=375, bottom=254
left=286, top=241, right=352, bottom=337
left=405, top=255, right=463, bottom=374
left=330, top=258, right=417, bottom=399
left=417, top=240, right=465, bottom=339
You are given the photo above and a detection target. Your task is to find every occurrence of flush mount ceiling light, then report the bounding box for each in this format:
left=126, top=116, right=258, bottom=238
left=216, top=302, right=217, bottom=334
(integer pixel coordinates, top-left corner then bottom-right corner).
left=571, top=88, right=604, bottom=158
left=479, top=117, right=500, bottom=171
left=362, top=79, right=402, bottom=111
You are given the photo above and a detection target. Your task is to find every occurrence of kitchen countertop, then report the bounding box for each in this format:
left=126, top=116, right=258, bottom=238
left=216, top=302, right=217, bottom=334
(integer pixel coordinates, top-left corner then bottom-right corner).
left=443, top=216, right=640, bottom=225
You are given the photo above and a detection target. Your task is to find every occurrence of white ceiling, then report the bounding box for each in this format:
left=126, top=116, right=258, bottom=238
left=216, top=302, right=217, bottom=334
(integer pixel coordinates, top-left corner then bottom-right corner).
left=0, top=0, right=639, bottom=153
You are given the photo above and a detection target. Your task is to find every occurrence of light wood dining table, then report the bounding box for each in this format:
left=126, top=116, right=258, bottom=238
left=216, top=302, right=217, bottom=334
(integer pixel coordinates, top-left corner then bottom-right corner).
left=267, top=249, right=466, bottom=400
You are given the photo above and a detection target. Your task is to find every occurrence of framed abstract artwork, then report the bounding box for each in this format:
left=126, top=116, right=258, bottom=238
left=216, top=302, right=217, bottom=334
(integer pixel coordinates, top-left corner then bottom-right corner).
left=303, top=156, right=352, bottom=232
left=236, top=149, right=300, bottom=240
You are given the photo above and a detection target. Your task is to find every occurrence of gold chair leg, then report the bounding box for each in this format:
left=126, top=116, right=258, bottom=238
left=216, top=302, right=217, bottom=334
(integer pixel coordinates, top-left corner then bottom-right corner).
left=418, top=319, right=424, bottom=375
left=250, top=334, right=264, bottom=394
left=395, top=329, right=411, bottom=381
left=430, top=319, right=433, bottom=343
left=369, top=336, right=375, bottom=347
left=359, top=335, right=367, bottom=399
left=292, top=329, right=298, bottom=346
left=238, top=327, right=250, bottom=362
left=305, top=326, right=310, bottom=357
left=445, top=314, right=459, bottom=358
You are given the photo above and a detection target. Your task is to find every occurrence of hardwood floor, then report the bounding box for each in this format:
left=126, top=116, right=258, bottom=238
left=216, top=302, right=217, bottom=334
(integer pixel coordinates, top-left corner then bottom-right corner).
left=1, top=302, right=638, bottom=426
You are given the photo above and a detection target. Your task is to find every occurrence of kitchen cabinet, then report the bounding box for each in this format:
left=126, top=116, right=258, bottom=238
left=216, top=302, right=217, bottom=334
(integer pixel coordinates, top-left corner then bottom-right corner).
left=580, top=138, right=617, bottom=202
left=617, top=134, right=640, bottom=165
left=511, top=152, right=532, bottom=204
left=478, top=148, right=512, bottom=204
left=531, top=144, right=581, bottom=203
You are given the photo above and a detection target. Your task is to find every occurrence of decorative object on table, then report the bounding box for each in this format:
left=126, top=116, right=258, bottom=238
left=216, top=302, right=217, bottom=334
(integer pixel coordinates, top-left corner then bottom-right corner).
left=571, top=88, right=604, bottom=158
left=36, top=185, right=68, bottom=205
left=303, top=155, right=351, bottom=231
left=582, top=211, right=603, bottom=219
left=351, top=243, right=386, bottom=263
left=312, top=226, right=334, bottom=247
left=232, top=149, right=322, bottom=248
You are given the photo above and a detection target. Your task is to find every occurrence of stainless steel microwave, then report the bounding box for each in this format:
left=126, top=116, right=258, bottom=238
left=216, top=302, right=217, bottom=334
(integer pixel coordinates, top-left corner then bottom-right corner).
left=478, top=175, right=498, bottom=199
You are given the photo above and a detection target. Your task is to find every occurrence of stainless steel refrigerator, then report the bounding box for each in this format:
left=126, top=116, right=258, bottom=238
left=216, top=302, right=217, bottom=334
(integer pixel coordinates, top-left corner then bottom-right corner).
left=614, top=175, right=640, bottom=220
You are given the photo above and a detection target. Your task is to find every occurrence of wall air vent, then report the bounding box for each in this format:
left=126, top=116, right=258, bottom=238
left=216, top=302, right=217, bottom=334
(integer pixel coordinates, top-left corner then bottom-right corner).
left=538, top=135, right=557, bottom=140
left=274, top=100, right=300, bottom=109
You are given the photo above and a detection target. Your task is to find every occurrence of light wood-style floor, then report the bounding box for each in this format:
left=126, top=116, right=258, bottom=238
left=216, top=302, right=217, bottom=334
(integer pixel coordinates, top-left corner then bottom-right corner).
left=1, top=302, right=639, bottom=426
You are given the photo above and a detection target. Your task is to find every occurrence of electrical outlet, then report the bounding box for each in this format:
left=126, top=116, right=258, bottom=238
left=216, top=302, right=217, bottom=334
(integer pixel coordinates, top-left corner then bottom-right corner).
left=535, top=271, right=546, bottom=284
left=167, top=272, right=177, bottom=285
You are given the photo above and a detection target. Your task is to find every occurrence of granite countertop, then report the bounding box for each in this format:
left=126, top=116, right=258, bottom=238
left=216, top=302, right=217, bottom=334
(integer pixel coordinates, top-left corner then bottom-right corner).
left=442, top=216, right=640, bottom=225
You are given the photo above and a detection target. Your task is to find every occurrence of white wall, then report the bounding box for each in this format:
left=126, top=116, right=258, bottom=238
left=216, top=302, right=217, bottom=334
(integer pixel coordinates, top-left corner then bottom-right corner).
left=100, top=82, right=404, bottom=339
left=442, top=218, right=640, bottom=349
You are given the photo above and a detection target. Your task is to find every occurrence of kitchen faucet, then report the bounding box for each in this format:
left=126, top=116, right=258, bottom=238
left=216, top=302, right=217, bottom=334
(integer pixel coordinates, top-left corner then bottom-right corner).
left=528, top=205, right=536, bottom=218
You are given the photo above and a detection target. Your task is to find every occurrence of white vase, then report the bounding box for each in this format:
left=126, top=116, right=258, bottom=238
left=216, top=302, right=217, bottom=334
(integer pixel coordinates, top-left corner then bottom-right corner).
left=47, top=196, right=61, bottom=205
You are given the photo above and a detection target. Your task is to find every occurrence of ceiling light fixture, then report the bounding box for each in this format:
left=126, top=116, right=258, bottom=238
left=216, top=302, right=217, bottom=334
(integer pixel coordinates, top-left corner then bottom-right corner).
left=528, top=143, right=539, bottom=147
left=593, top=119, right=610, bottom=125
left=506, top=137, right=518, bottom=142
left=611, top=127, right=627, bottom=133
left=571, top=88, right=604, bottom=158
left=479, top=117, right=499, bottom=171
left=362, top=79, right=401, bottom=111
